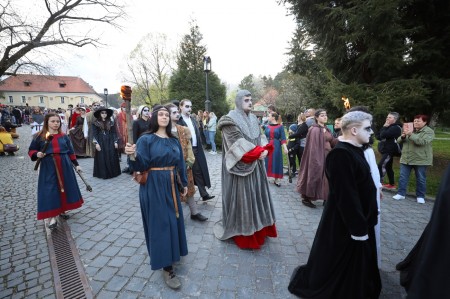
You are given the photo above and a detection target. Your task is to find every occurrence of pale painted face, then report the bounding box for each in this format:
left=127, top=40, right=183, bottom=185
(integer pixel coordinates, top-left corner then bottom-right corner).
left=354, top=120, right=373, bottom=145
left=180, top=101, right=192, bottom=116
left=100, top=111, right=108, bottom=120
left=242, top=96, right=253, bottom=113
left=141, top=107, right=150, bottom=118
left=48, top=116, right=61, bottom=131
left=169, top=106, right=180, bottom=122
left=157, top=110, right=170, bottom=128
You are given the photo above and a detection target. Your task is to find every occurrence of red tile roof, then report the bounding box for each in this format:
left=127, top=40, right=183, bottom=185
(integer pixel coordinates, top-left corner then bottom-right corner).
left=0, top=74, right=97, bottom=94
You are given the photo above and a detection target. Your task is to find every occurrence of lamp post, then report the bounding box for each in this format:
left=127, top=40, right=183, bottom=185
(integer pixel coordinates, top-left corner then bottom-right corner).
left=203, top=56, right=211, bottom=112
left=104, top=88, right=108, bottom=107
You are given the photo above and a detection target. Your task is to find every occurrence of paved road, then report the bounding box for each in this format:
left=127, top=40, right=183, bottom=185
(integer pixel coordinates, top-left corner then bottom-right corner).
left=1, top=125, right=434, bottom=298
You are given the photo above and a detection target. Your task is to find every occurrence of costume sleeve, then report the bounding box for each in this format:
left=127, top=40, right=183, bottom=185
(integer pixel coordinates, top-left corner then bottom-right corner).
left=91, top=123, right=99, bottom=144
left=28, top=135, right=41, bottom=161
left=280, top=125, right=287, bottom=145
left=132, top=120, right=139, bottom=143
left=110, top=122, right=119, bottom=143
left=327, top=149, right=369, bottom=238
left=177, top=140, right=188, bottom=186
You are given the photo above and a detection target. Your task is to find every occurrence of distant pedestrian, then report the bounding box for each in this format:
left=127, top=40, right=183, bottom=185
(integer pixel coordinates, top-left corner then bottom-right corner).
left=92, top=108, right=121, bottom=179
left=264, top=111, right=288, bottom=187
left=376, top=112, right=402, bottom=189
left=125, top=105, right=188, bottom=289
left=393, top=114, right=434, bottom=204
left=297, top=109, right=338, bottom=208
left=288, top=111, right=381, bottom=299
left=206, top=112, right=217, bottom=154
left=28, top=113, right=84, bottom=229
left=68, top=107, right=87, bottom=157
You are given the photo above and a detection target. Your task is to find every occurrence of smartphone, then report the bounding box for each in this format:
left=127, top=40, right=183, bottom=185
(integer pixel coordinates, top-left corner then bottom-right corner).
left=403, top=122, right=413, bottom=132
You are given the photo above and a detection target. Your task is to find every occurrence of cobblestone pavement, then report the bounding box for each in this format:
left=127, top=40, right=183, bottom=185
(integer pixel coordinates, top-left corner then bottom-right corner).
left=1, top=125, right=434, bottom=298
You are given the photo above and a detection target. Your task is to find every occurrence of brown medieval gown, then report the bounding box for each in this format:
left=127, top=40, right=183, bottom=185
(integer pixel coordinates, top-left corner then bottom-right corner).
left=296, top=124, right=337, bottom=201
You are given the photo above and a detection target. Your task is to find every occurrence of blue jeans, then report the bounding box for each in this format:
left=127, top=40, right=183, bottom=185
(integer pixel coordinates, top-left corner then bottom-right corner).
left=204, top=129, right=210, bottom=145
left=208, top=131, right=216, bottom=152
left=397, top=164, right=428, bottom=198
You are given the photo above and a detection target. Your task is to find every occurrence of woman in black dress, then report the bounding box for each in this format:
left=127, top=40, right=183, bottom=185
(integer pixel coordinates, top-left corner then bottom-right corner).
left=92, top=108, right=121, bottom=179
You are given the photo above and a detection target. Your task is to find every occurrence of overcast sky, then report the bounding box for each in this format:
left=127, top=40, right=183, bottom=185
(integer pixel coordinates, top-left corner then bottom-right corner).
left=58, top=0, right=297, bottom=93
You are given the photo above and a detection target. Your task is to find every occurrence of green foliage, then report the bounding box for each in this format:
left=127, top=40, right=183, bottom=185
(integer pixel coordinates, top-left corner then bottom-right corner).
left=168, top=20, right=228, bottom=117
left=281, top=0, right=450, bottom=122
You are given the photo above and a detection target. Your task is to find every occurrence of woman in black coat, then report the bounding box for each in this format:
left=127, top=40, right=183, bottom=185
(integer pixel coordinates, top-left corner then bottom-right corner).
left=92, top=108, right=121, bottom=179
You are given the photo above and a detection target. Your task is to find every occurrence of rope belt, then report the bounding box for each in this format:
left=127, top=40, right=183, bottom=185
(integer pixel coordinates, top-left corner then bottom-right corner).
left=149, top=166, right=179, bottom=218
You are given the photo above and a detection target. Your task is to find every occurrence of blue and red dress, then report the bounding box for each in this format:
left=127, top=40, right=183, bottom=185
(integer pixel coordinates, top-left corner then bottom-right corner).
left=29, top=133, right=84, bottom=220
left=264, top=124, right=287, bottom=179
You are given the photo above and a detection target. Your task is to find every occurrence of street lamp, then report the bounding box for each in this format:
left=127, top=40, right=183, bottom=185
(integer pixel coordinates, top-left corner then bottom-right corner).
left=203, top=56, right=211, bottom=112
left=104, top=88, right=108, bottom=107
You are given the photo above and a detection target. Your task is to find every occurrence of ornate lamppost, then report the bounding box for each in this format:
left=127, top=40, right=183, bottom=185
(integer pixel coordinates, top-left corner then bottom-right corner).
left=203, top=56, right=211, bottom=112
left=104, top=88, right=108, bottom=107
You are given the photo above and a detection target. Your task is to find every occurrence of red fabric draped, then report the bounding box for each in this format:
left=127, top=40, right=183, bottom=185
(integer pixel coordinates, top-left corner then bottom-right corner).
left=241, top=143, right=274, bottom=163
left=233, top=224, right=278, bottom=249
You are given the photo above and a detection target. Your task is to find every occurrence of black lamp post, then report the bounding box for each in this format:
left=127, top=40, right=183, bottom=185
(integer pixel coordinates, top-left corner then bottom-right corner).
left=104, top=88, right=108, bottom=107
left=203, top=56, right=211, bottom=112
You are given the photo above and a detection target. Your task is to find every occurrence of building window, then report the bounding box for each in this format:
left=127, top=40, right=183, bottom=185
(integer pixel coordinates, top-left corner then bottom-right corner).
left=80, top=97, right=84, bottom=104
left=39, top=96, right=44, bottom=104
left=22, top=96, right=26, bottom=103
left=61, top=97, right=65, bottom=104
left=8, top=96, right=13, bottom=103
left=59, top=82, right=66, bottom=88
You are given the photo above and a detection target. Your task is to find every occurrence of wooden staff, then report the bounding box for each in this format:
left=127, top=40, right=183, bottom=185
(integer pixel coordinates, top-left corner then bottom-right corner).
left=34, top=133, right=53, bottom=171
left=72, top=164, right=93, bottom=192
left=120, top=85, right=135, bottom=161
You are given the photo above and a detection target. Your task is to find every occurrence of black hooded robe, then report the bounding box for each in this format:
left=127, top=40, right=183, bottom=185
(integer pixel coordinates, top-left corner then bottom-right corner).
left=289, top=141, right=381, bottom=299
left=396, top=165, right=450, bottom=299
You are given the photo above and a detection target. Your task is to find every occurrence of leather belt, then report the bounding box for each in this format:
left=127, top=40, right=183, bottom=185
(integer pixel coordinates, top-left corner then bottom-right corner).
left=149, top=166, right=179, bottom=218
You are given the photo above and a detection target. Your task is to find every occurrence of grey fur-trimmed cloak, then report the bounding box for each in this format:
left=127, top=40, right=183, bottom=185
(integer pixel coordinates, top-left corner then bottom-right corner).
left=213, top=115, right=276, bottom=240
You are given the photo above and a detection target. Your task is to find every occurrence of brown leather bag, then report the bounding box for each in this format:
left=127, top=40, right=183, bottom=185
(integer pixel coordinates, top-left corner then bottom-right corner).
left=132, top=171, right=148, bottom=185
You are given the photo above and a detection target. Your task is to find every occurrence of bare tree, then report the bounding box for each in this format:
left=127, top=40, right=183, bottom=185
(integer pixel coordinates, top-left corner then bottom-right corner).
left=124, top=33, right=175, bottom=105
left=0, top=0, right=124, bottom=77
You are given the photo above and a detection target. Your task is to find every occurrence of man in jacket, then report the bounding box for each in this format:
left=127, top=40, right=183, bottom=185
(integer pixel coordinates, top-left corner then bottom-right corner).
left=377, top=112, right=402, bottom=189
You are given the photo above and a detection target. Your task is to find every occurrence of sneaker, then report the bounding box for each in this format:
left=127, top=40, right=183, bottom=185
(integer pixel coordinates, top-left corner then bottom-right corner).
left=210, top=151, right=217, bottom=155
left=382, top=183, right=396, bottom=189
left=393, top=194, right=405, bottom=200
left=163, top=270, right=181, bottom=289
left=417, top=197, right=425, bottom=204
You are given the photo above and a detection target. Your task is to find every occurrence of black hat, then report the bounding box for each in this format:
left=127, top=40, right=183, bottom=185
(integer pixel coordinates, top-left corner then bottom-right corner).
left=94, top=107, right=113, bottom=119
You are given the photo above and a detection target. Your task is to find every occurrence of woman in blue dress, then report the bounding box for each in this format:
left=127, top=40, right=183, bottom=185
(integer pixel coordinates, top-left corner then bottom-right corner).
left=264, top=112, right=288, bottom=187
left=28, top=113, right=84, bottom=229
left=125, top=105, right=188, bottom=290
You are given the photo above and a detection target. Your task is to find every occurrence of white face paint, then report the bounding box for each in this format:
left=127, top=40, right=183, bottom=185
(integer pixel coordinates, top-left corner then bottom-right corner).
left=180, top=101, right=192, bottom=116
left=141, top=107, right=150, bottom=117
left=354, top=120, right=373, bottom=145
left=169, top=107, right=180, bottom=122
left=242, top=96, right=253, bottom=113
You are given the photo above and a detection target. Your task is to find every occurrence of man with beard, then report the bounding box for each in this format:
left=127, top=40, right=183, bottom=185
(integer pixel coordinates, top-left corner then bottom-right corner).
left=214, top=90, right=277, bottom=249
left=177, top=100, right=214, bottom=202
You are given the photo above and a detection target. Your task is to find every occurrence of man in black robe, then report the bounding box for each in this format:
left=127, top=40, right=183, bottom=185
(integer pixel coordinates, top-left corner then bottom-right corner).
left=288, top=111, right=381, bottom=299
left=396, top=165, right=450, bottom=299
left=177, top=99, right=214, bottom=203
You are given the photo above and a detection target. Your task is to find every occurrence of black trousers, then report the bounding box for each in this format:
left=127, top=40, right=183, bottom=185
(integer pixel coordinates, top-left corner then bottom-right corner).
left=192, top=147, right=209, bottom=197
left=378, top=153, right=394, bottom=184
left=289, top=146, right=304, bottom=173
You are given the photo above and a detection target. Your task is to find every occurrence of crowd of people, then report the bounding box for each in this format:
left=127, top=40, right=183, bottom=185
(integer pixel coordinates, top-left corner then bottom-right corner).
left=6, top=89, right=443, bottom=297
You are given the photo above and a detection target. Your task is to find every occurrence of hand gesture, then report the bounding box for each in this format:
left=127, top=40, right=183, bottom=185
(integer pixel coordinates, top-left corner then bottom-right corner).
left=95, top=144, right=101, bottom=151
left=75, top=166, right=82, bottom=172
left=259, top=150, right=268, bottom=160
left=124, top=143, right=136, bottom=155
left=37, top=151, right=45, bottom=158
left=181, top=186, right=188, bottom=197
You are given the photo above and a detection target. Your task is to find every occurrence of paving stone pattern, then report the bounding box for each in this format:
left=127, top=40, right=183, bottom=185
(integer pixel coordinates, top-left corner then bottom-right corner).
left=1, top=125, right=434, bottom=298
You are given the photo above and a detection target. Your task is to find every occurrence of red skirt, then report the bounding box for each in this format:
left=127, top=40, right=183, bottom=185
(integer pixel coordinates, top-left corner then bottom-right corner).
left=233, top=224, right=277, bottom=249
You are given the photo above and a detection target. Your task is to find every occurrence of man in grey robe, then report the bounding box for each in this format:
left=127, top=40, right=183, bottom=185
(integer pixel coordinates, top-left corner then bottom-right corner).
left=214, top=90, right=277, bottom=249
